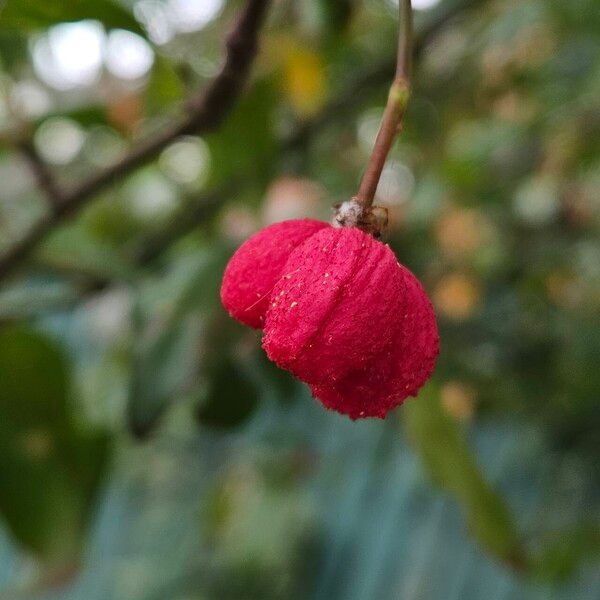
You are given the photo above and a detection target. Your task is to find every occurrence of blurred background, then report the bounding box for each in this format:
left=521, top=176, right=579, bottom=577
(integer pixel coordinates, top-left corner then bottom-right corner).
left=0, top=0, right=598, bottom=598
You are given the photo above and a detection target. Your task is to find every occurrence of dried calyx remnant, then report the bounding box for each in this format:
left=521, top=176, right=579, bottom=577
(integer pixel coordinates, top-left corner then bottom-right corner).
left=333, top=199, right=389, bottom=238
left=334, top=77, right=411, bottom=238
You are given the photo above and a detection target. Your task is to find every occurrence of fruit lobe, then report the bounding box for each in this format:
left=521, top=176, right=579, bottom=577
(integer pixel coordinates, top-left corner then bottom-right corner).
left=310, top=264, right=439, bottom=419
left=220, top=218, right=328, bottom=328
left=262, top=226, right=405, bottom=385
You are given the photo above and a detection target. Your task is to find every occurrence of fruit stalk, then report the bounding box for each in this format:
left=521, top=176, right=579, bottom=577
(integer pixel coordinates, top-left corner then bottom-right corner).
left=355, top=0, right=413, bottom=209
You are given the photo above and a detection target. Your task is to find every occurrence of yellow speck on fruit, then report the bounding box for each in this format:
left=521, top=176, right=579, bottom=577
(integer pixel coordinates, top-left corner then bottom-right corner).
left=290, top=301, right=298, bottom=308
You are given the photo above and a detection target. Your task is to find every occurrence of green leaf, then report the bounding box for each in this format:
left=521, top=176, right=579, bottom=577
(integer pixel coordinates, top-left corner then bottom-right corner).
left=0, top=282, right=79, bottom=320
left=39, top=225, right=136, bottom=282
left=127, top=316, right=202, bottom=438
left=0, top=30, right=28, bottom=70
left=403, top=388, right=526, bottom=568
left=196, top=355, right=259, bottom=429
left=0, top=0, right=145, bottom=35
left=127, top=250, right=229, bottom=438
left=533, top=523, right=600, bottom=583
left=318, top=0, right=354, bottom=35
left=0, top=327, right=69, bottom=428
left=0, top=327, right=110, bottom=564
left=146, top=55, right=185, bottom=114
left=206, top=78, right=278, bottom=190
left=251, top=348, right=298, bottom=404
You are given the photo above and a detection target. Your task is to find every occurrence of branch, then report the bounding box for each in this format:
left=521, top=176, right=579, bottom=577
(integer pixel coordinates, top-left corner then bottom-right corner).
left=0, top=0, right=271, bottom=283
left=130, top=186, right=232, bottom=266
left=18, top=139, right=65, bottom=210
left=25, top=186, right=232, bottom=298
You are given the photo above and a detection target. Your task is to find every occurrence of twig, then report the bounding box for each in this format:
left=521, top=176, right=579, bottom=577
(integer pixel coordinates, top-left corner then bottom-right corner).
left=22, top=186, right=233, bottom=298
left=0, top=0, right=271, bottom=283
left=18, top=139, right=65, bottom=210
left=130, top=186, right=232, bottom=266
left=355, top=0, right=413, bottom=209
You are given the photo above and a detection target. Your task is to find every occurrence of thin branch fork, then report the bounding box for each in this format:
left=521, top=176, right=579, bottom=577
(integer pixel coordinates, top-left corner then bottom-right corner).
left=0, top=0, right=271, bottom=282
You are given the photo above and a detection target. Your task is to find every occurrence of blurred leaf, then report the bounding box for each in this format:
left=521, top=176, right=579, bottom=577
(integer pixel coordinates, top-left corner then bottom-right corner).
left=39, top=225, right=136, bottom=282
left=0, top=282, right=79, bottom=320
left=33, top=105, right=108, bottom=129
left=0, top=327, right=69, bottom=428
left=196, top=355, right=259, bottom=429
left=0, top=327, right=110, bottom=564
left=533, top=522, right=600, bottom=582
left=403, top=388, right=526, bottom=569
left=283, top=47, right=327, bottom=117
left=0, top=0, right=145, bottom=35
left=0, top=30, right=28, bottom=70
left=206, top=78, right=278, bottom=190
left=128, top=313, right=202, bottom=438
left=251, top=348, right=298, bottom=404
left=127, top=250, right=229, bottom=438
left=146, top=55, right=185, bottom=114
left=318, top=0, right=354, bottom=35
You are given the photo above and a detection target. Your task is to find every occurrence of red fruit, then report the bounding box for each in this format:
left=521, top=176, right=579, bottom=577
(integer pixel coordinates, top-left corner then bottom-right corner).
left=221, top=219, right=329, bottom=328
left=310, top=265, right=439, bottom=419
left=262, top=227, right=405, bottom=385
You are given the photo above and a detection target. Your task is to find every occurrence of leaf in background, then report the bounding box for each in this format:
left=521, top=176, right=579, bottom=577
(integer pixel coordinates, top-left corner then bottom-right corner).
left=126, top=249, right=229, bottom=438
left=403, top=388, right=526, bottom=569
left=318, top=0, right=354, bottom=36
left=0, top=0, right=145, bottom=35
left=206, top=78, right=278, bottom=190
left=0, top=327, right=110, bottom=565
left=196, top=355, right=259, bottom=429
left=0, top=30, right=28, bottom=70
left=0, top=327, right=69, bottom=427
left=146, top=55, right=184, bottom=115
left=33, top=105, right=108, bottom=129
left=39, top=220, right=141, bottom=282
left=251, top=347, right=298, bottom=405
left=533, top=523, right=600, bottom=583
left=283, top=46, right=327, bottom=117
left=0, top=282, right=80, bottom=320
left=127, top=315, right=202, bottom=438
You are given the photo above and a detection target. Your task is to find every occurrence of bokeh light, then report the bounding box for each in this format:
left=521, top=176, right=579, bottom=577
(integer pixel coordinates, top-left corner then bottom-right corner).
left=159, top=137, right=211, bottom=186
left=32, top=21, right=105, bottom=90
left=33, top=117, right=85, bottom=165
left=105, top=29, right=154, bottom=80
left=388, top=0, right=442, bottom=11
